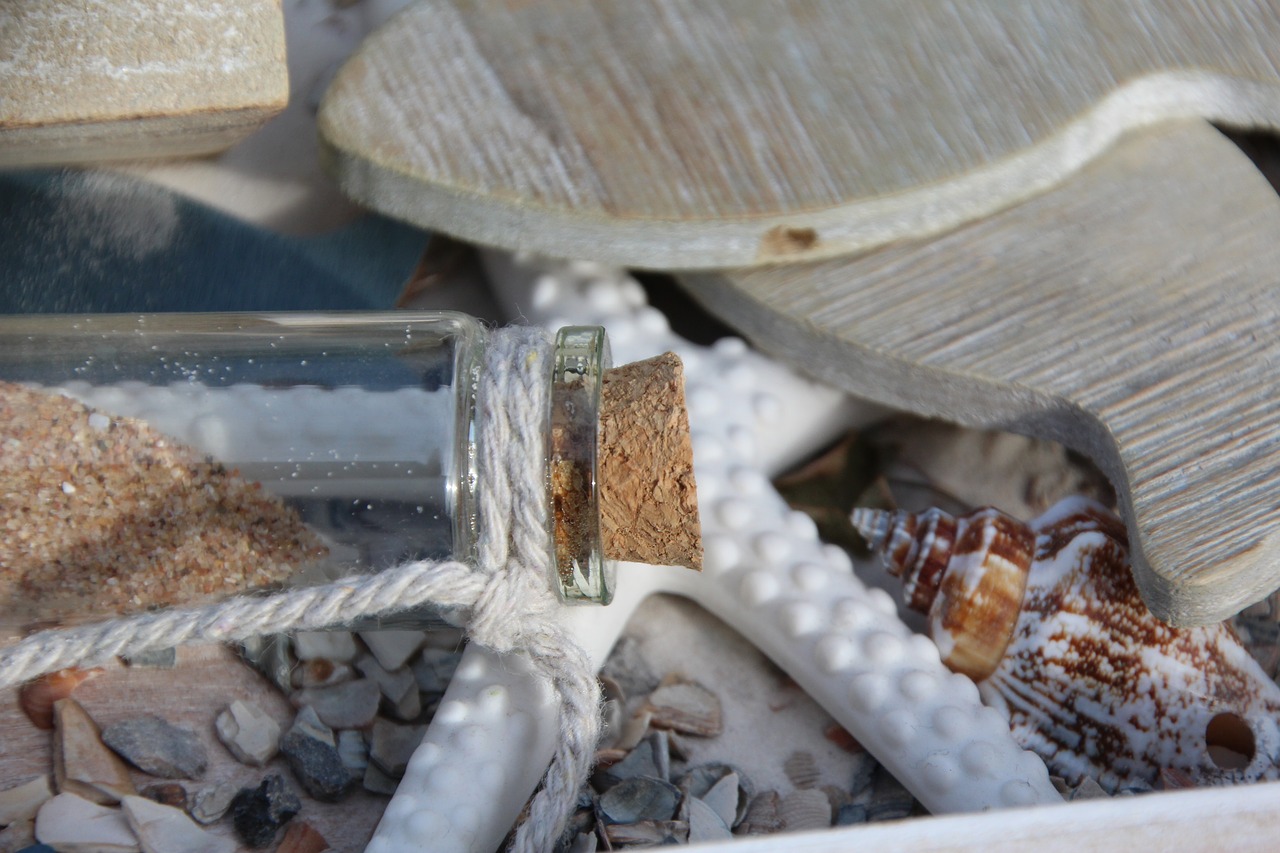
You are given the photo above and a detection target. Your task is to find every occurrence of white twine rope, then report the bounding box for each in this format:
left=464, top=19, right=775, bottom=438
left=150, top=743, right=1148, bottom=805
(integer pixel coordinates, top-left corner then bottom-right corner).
left=0, top=326, right=601, bottom=853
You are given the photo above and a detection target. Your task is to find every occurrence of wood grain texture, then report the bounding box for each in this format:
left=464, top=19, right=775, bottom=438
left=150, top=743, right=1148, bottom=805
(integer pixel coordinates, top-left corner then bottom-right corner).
left=680, top=121, right=1280, bottom=626
left=318, top=0, right=1280, bottom=269
left=0, top=0, right=288, bottom=168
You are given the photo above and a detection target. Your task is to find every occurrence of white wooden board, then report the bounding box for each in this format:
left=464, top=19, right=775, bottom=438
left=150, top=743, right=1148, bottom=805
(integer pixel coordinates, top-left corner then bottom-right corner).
left=319, top=0, right=1280, bottom=269
left=681, top=121, right=1280, bottom=626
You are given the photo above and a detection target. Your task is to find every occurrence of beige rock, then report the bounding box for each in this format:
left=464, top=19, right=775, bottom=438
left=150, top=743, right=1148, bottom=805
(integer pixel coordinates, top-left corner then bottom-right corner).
left=121, top=796, right=235, bottom=853
left=276, top=820, right=330, bottom=853
left=214, top=700, right=281, bottom=767
left=35, top=793, right=140, bottom=853
left=0, top=774, right=53, bottom=826
left=53, top=698, right=137, bottom=805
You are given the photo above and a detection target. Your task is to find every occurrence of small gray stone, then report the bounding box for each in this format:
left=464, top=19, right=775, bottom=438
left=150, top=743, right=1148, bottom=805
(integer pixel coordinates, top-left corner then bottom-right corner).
left=190, top=782, right=238, bottom=825
left=121, top=648, right=177, bottom=669
left=279, top=718, right=355, bottom=803
left=389, top=686, right=421, bottom=721
left=362, top=761, right=400, bottom=796
left=359, top=630, right=426, bottom=671
left=369, top=718, right=427, bottom=779
left=291, top=679, right=380, bottom=730
left=230, top=775, right=299, bottom=848
left=237, top=637, right=295, bottom=694
left=336, top=730, right=369, bottom=775
left=410, top=648, right=462, bottom=695
left=355, top=656, right=417, bottom=705
left=214, top=701, right=280, bottom=767
left=292, top=631, right=358, bottom=663
left=289, top=706, right=334, bottom=748
left=101, top=716, right=207, bottom=780
left=598, top=776, right=680, bottom=824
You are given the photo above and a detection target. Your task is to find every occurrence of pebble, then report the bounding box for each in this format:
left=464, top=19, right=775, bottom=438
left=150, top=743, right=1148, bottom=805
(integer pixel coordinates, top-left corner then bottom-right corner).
left=121, top=795, right=235, bottom=853
left=215, top=700, right=281, bottom=767
left=336, top=729, right=370, bottom=775
left=362, top=761, right=400, bottom=796
left=291, top=679, right=381, bottom=730
left=101, top=716, right=208, bottom=780
left=290, top=660, right=355, bottom=690
left=140, top=783, right=187, bottom=810
left=368, top=718, right=428, bottom=779
left=0, top=775, right=54, bottom=826
left=34, top=793, right=139, bottom=853
left=410, top=648, right=462, bottom=696
left=355, top=656, right=418, bottom=706
left=121, top=648, right=177, bottom=669
left=279, top=720, right=355, bottom=803
left=289, top=706, right=335, bottom=747
left=189, top=782, right=238, bottom=825
left=229, top=775, right=300, bottom=848
left=275, top=821, right=330, bottom=853
left=291, top=631, right=359, bottom=663
left=598, top=776, right=681, bottom=824
left=20, top=669, right=103, bottom=730
left=53, top=698, right=137, bottom=805
left=389, top=688, right=421, bottom=721
left=642, top=676, right=723, bottom=737
left=359, top=630, right=426, bottom=671
left=778, top=788, right=832, bottom=831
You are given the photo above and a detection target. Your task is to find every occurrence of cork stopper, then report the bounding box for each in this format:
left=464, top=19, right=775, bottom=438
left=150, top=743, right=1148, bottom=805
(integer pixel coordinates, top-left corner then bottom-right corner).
left=598, top=353, right=702, bottom=570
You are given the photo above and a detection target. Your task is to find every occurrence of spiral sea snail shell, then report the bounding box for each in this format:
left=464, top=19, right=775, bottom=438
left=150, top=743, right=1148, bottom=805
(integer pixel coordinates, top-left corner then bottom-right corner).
left=852, top=496, right=1280, bottom=792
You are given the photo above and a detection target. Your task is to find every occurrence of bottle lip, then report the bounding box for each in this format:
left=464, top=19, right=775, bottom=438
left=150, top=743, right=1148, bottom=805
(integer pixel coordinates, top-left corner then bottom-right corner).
left=548, top=326, right=614, bottom=605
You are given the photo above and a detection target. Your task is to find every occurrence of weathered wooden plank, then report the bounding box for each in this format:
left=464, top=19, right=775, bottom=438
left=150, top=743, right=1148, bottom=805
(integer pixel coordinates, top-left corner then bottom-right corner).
left=318, top=0, right=1280, bottom=269
left=680, top=121, right=1280, bottom=626
left=0, top=0, right=288, bottom=167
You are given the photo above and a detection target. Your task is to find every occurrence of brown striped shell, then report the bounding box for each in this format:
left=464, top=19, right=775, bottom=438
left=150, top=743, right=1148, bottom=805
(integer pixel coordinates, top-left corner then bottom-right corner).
left=853, top=496, right=1280, bottom=792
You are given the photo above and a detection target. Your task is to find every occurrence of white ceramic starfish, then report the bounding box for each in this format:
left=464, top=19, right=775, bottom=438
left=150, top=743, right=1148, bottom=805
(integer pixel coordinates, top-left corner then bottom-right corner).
left=366, top=252, right=1062, bottom=852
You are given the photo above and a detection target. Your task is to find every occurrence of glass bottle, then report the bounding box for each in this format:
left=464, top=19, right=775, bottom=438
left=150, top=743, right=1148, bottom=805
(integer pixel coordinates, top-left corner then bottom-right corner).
left=0, top=311, right=609, bottom=639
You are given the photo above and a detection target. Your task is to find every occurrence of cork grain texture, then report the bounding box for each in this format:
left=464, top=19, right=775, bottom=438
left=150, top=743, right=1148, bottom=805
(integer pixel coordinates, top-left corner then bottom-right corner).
left=599, top=353, right=701, bottom=570
left=0, top=0, right=288, bottom=166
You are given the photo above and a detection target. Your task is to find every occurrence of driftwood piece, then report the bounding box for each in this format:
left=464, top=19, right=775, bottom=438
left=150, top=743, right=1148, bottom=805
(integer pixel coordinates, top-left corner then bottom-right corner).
left=318, top=0, right=1280, bottom=269
left=0, top=0, right=288, bottom=167
left=681, top=120, right=1280, bottom=626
